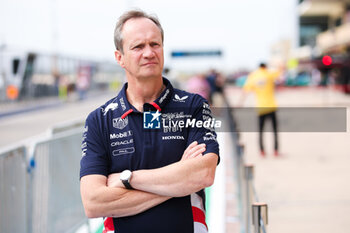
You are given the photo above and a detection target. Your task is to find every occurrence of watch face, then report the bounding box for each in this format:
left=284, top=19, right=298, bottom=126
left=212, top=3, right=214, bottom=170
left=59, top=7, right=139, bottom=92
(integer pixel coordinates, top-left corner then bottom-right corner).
left=120, top=170, right=131, bottom=180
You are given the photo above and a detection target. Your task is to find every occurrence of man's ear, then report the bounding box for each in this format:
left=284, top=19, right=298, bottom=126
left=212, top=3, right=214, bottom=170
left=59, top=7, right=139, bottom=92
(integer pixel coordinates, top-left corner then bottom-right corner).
left=115, top=50, right=125, bottom=68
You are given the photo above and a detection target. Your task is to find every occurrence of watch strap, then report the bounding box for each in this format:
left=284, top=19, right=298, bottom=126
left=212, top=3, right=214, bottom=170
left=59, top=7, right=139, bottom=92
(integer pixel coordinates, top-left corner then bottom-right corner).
left=122, top=179, right=133, bottom=189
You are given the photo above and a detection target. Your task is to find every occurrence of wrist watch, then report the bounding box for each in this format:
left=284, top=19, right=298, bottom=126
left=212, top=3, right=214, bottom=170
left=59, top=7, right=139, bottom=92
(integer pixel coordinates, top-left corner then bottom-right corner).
left=120, top=170, right=133, bottom=189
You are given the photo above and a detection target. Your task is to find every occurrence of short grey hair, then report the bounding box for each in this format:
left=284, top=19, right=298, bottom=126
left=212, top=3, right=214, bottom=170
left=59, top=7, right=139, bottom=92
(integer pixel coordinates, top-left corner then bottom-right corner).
left=114, top=9, right=164, bottom=53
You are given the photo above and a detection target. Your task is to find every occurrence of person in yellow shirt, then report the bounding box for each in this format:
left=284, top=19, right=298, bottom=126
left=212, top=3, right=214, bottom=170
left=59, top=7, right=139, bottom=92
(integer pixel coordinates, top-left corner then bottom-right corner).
left=239, top=63, right=281, bottom=157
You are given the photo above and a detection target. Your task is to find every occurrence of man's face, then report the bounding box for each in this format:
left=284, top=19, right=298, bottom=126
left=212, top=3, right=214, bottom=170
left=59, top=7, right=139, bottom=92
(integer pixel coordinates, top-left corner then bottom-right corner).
left=115, top=17, right=164, bottom=80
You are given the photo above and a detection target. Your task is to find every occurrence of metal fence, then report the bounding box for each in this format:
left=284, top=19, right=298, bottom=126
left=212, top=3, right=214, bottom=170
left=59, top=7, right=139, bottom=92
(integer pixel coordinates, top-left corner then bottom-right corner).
left=0, top=146, right=29, bottom=233
left=222, top=95, right=269, bottom=233
left=0, top=124, right=87, bottom=233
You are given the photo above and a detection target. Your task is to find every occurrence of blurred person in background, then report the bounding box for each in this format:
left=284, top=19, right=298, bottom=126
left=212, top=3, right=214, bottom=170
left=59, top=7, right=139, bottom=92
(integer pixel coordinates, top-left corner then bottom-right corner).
left=311, top=68, right=321, bottom=86
left=79, top=9, right=219, bottom=233
left=163, top=66, right=180, bottom=88
left=215, top=72, right=225, bottom=94
left=52, top=69, right=60, bottom=96
left=238, top=63, right=282, bottom=157
left=205, top=69, right=225, bottom=105
left=76, top=66, right=91, bottom=100
left=206, top=69, right=219, bottom=104
left=187, top=73, right=210, bottom=101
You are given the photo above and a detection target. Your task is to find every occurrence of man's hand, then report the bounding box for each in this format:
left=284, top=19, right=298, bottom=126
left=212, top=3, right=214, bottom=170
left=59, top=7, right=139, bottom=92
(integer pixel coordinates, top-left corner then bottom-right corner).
left=181, top=141, right=206, bottom=161
left=81, top=174, right=171, bottom=218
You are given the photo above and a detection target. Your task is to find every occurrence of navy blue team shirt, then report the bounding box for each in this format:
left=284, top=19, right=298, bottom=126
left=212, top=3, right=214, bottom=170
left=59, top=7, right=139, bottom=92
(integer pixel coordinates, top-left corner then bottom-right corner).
left=80, top=78, right=220, bottom=233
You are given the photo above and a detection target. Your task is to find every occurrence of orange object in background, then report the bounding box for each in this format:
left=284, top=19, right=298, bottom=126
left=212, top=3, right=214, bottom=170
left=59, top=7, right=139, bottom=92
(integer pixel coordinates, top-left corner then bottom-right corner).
left=6, top=85, right=19, bottom=100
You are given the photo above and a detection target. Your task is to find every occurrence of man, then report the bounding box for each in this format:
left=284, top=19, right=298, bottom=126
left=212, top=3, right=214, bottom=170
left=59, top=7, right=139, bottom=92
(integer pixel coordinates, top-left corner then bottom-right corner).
left=80, top=10, right=220, bottom=233
left=239, top=63, right=281, bottom=156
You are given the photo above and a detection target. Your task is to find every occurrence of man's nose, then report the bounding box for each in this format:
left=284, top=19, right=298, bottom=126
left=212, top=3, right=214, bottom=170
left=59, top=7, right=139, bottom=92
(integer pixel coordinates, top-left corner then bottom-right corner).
left=143, top=45, right=155, bottom=58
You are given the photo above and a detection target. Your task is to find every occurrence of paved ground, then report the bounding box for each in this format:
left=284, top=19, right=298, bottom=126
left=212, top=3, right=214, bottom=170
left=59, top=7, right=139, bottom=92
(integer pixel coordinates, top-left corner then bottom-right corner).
left=225, top=85, right=350, bottom=233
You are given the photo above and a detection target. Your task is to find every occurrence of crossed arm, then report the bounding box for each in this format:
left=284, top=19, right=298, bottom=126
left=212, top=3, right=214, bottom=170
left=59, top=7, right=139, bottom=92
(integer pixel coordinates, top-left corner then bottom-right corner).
left=80, top=141, right=218, bottom=218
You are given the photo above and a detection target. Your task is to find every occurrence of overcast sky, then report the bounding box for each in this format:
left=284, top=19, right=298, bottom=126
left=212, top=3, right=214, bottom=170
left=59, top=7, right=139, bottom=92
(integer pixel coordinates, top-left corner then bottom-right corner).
left=0, top=0, right=297, bottom=71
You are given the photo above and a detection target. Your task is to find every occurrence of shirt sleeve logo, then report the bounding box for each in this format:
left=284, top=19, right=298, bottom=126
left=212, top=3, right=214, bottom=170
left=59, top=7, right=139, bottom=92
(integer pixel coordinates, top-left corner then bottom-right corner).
left=203, top=132, right=217, bottom=141
left=113, top=117, right=128, bottom=129
left=81, top=126, right=88, bottom=157
left=143, top=110, right=161, bottom=129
